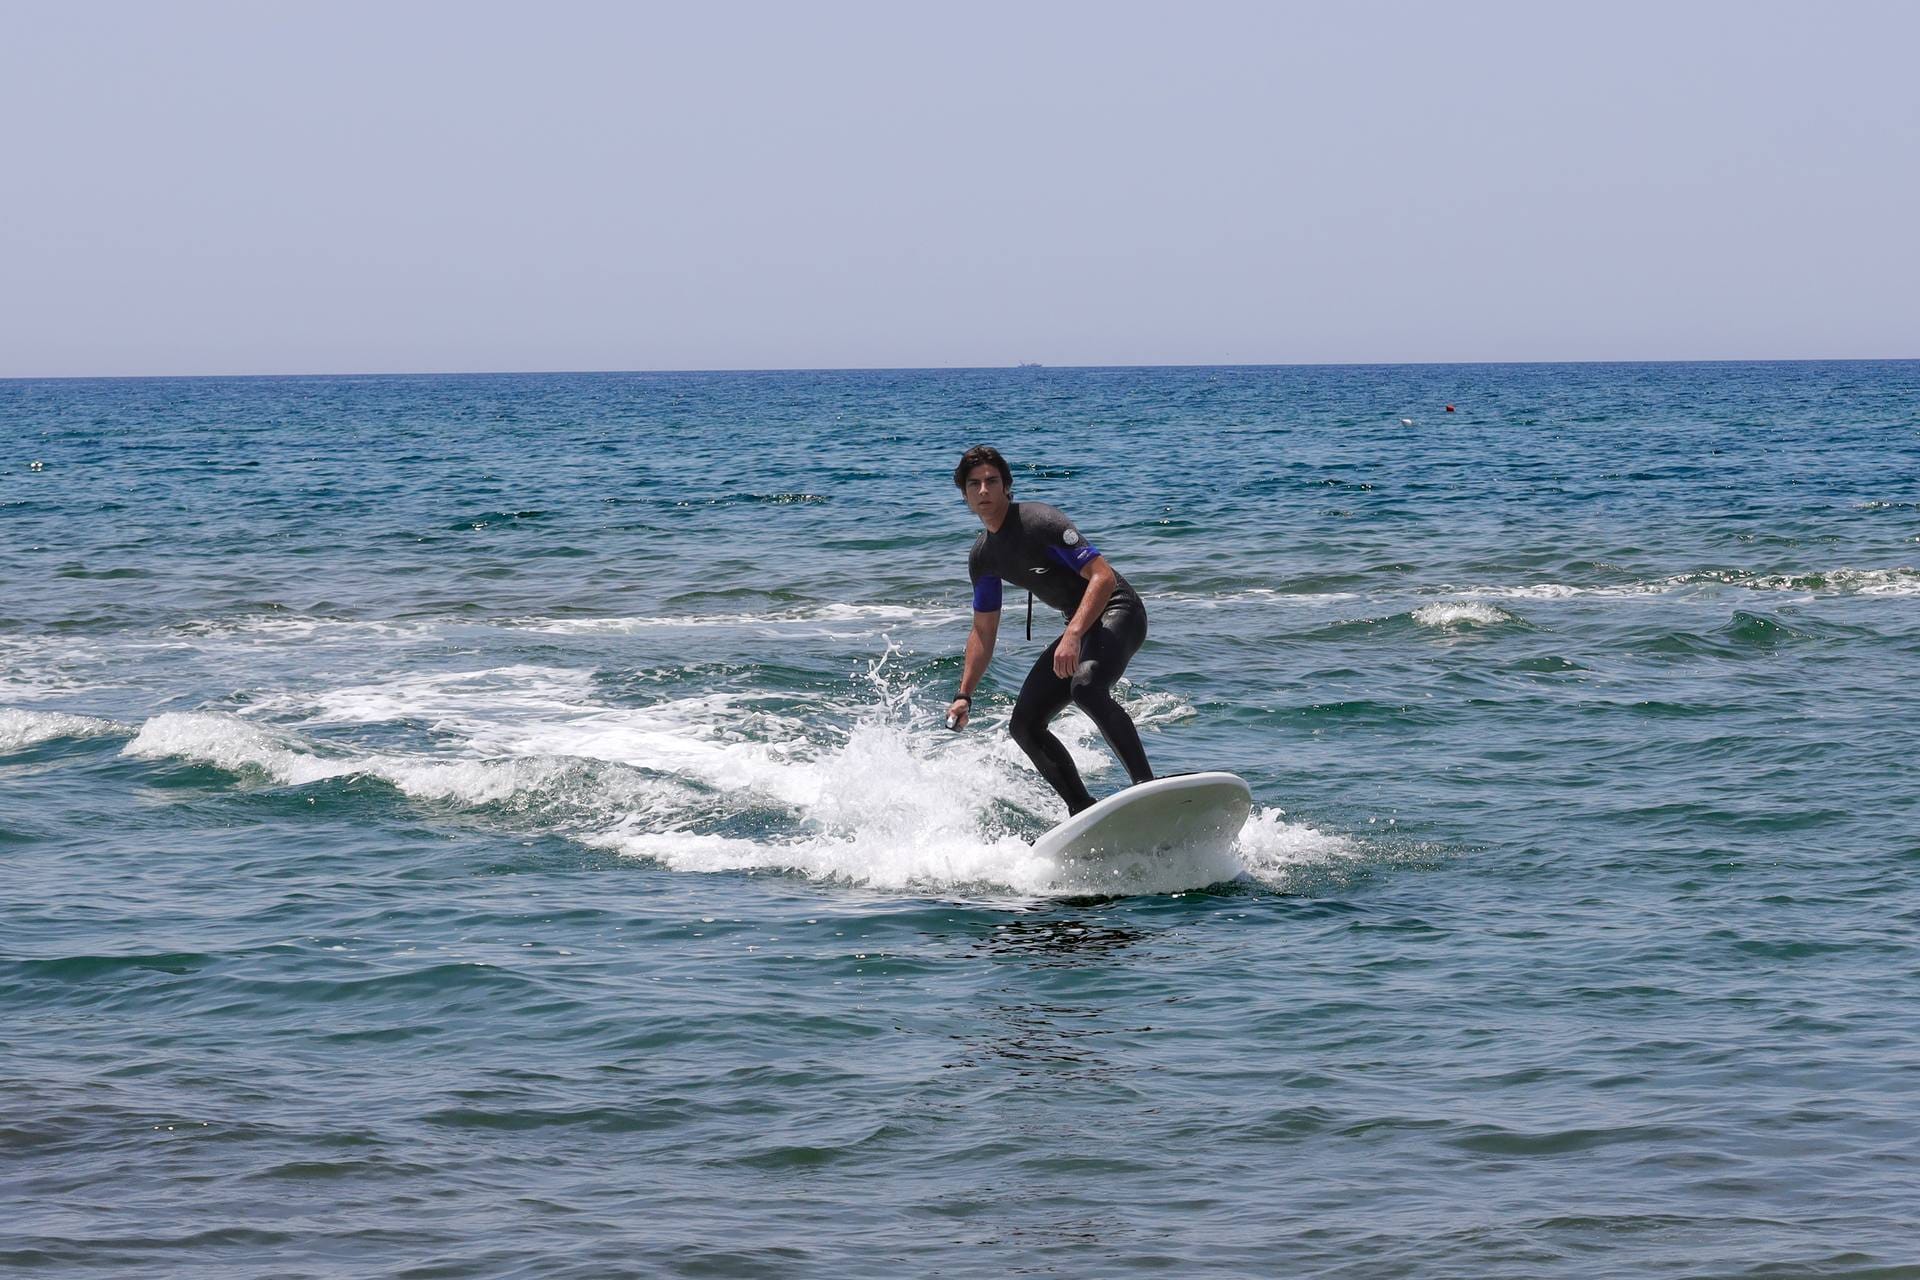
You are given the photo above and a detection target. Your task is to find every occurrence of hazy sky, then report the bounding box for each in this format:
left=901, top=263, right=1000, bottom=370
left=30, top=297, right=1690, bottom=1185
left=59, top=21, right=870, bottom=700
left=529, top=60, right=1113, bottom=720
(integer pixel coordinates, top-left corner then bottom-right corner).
left=3, top=0, right=1916, bottom=376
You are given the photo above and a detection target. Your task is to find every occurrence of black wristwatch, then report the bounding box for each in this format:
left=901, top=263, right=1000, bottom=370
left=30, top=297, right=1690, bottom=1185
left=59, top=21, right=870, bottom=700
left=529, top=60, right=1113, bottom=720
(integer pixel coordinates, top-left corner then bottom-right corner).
left=953, top=693, right=973, bottom=703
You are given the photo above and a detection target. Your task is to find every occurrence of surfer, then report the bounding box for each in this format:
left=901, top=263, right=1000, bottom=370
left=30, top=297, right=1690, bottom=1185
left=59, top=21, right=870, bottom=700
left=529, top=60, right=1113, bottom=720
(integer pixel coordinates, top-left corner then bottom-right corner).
left=946, top=445, right=1154, bottom=814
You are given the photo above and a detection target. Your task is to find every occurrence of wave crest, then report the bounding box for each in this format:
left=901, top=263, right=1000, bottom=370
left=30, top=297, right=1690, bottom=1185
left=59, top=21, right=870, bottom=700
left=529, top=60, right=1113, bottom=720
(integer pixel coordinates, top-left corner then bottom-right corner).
left=1411, top=602, right=1516, bottom=628
left=0, top=708, right=126, bottom=754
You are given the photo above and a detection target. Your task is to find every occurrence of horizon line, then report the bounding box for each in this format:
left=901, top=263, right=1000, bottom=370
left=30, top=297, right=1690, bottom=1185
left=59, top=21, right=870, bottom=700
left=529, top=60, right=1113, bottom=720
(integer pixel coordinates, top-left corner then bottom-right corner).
left=4, top=354, right=1918, bottom=384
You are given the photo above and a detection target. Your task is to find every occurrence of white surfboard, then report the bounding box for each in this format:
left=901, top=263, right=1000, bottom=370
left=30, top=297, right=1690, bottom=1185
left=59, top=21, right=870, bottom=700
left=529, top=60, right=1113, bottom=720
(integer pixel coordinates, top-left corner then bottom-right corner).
left=1031, top=772, right=1252, bottom=862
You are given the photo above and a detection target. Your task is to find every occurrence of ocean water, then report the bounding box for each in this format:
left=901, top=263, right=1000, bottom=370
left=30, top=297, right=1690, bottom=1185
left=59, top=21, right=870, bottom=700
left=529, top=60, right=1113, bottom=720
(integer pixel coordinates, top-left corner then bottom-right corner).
left=4, top=362, right=1919, bottom=1278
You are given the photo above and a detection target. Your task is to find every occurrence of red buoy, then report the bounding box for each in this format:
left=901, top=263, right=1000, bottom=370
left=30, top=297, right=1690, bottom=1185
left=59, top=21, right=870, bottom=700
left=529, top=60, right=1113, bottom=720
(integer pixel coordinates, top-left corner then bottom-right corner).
left=1445, top=405, right=1456, bottom=413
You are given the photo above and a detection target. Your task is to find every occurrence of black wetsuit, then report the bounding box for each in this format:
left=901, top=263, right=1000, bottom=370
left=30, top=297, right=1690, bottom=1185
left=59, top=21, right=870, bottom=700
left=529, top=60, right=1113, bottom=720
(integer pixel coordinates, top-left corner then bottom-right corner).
left=969, top=501, right=1153, bottom=814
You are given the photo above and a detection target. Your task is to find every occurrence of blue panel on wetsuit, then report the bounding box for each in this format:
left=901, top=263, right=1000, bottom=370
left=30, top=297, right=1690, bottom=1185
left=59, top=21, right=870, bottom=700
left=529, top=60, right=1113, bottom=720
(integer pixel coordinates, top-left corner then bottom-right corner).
left=973, top=575, right=1003, bottom=612
left=1046, top=542, right=1100, bottom=573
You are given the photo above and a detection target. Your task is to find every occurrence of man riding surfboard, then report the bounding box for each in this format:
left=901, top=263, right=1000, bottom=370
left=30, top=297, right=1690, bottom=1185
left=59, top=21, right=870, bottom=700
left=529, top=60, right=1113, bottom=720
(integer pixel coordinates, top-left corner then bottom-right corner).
left=945, top=445, right=1154, bottom=815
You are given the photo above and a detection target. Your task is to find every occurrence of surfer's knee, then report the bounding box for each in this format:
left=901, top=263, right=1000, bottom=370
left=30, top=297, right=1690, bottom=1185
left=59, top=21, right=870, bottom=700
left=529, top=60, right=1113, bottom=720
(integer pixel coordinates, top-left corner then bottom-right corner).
left=1068, top=674, right=1115, bottom=714
left=1007, top=700, right=1045, bottom=747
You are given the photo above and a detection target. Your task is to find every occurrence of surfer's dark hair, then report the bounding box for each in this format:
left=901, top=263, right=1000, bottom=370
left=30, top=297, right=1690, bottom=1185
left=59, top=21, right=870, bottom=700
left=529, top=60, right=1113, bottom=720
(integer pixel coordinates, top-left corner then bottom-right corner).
left=954, top=445, right=1011, bottom=491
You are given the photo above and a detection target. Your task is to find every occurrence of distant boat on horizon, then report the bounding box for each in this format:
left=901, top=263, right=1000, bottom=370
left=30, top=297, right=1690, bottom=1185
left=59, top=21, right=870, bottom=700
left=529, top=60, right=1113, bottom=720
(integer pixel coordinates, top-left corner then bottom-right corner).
left=1016, top=361, right=1043, bottom=368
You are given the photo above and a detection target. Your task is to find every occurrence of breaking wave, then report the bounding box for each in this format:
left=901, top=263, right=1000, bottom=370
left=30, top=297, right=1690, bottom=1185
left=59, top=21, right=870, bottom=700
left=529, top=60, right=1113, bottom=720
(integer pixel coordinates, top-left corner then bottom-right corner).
left=114, top=652, right=1345, bottom=898
left=0, top=708, right=128, bottom=754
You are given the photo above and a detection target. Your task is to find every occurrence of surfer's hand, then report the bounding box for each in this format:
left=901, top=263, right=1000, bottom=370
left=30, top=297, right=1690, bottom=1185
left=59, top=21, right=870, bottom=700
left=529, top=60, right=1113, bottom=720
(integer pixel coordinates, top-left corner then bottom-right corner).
left=1052, top=631, right=1082, bottom=678
left=945, top=698, right=971, bottom=729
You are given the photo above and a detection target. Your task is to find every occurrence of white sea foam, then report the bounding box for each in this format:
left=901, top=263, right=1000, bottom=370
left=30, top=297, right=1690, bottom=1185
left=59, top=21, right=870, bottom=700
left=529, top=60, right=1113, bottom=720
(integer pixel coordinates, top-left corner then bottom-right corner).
left=169, top=616, right=438, bottom=643
left=510, top=603, right=941, bottom=634
left=1411, top=601, right=1515, bottom=628
left=0, top=708, right=127, bottom=753
left=123, top=712, right=357, bottom=785
left=478, top=674, right=1193, bottom=808
left=286, top=643, right=1255, bottom=895
left=1234, top=807, right=1361, bottom=887
left=291, top=665, right=601, bottom=726
left=1741, top=568, right=1920, bottom=596
left=586, top=711, right=1064, bottom=891
left=1157, top=571, right=1920, bottom=609
left=366, top=754, right=687, bottom=815
left=573, top=674, right=1327, bottom=896
left=1159, top=588, right=1363, bottom=608
left=0, top=637, right=118, bottom=701
left=594, top=776, right=1352, bottom=896
left=1454, top=583, right=1593, bottom=601
left=119, top=644, right=1321, bottom=897
left=1454, top=566, right=1920, bottom=600
left=590, top=821, right=1225, bottom=898
left=496, top=697, right=823, bottom=804
left=120, top=709, right=689, bottom=815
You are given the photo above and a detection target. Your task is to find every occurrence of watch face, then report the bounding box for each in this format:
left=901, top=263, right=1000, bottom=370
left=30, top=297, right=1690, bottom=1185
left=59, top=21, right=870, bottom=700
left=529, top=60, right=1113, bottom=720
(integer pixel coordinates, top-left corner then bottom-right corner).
left=1063, top=529, right=1080, bottom=545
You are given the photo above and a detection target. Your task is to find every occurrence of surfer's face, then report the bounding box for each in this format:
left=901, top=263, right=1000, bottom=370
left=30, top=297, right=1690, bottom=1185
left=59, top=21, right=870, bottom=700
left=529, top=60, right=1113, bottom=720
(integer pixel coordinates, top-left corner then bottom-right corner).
left=963, top=464, right=1009, bottom=527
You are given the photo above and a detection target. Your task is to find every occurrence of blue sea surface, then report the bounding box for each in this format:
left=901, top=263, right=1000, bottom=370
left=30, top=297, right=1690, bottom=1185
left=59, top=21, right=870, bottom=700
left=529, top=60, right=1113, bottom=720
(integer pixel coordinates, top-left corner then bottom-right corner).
left=4, top=362, right=1919, bottom=1277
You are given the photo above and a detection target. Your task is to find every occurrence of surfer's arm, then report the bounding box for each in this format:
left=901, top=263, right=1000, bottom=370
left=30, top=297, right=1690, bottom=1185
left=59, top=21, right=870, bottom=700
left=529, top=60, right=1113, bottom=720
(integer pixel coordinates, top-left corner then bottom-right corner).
left=1053, top=556, right=1117, bottom=678
left=948, top=609, right=999, bottom=729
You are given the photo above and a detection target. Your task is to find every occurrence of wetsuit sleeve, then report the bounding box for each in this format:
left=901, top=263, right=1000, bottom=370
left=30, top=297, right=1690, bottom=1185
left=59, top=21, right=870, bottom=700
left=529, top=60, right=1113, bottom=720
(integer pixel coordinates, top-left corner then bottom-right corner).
left=969, top=540, right=1002, bottom=612
left=1033, top=506, right=1102, bottom=573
